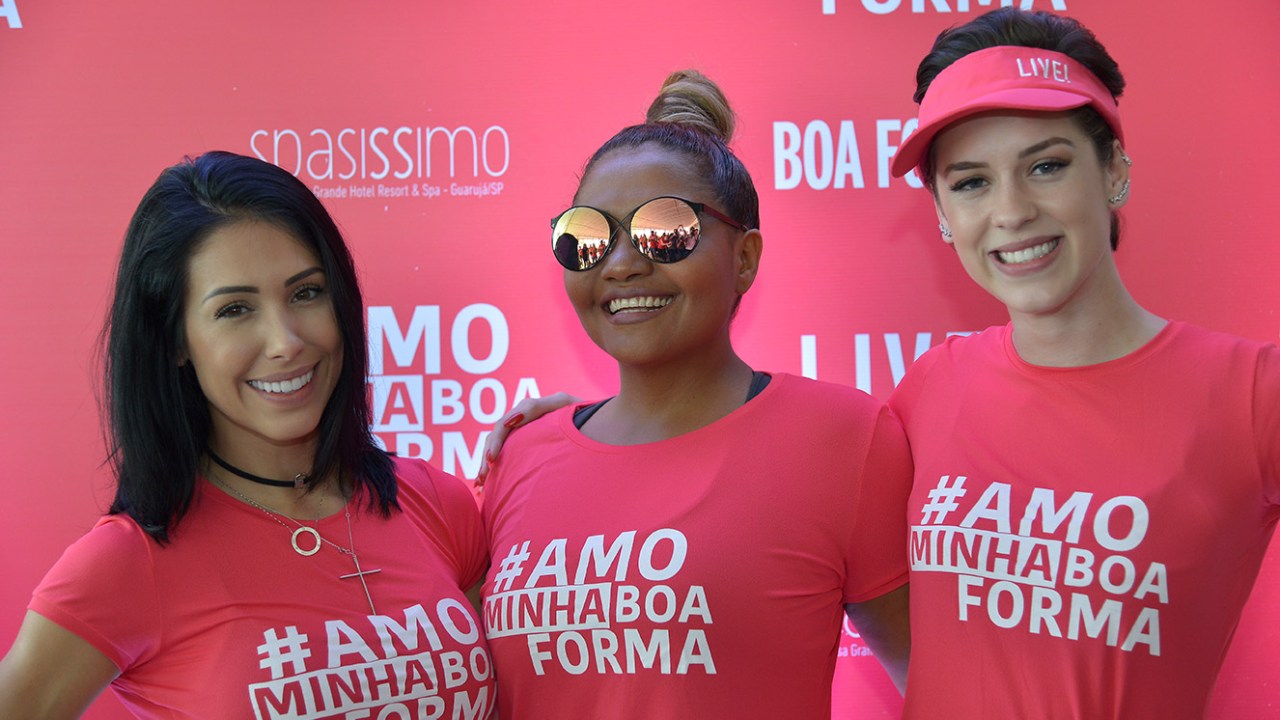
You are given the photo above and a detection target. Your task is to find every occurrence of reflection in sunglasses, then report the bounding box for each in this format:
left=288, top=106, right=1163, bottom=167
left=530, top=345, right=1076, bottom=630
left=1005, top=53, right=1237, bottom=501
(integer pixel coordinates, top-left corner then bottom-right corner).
left=552, top=196, right=727, bottom=271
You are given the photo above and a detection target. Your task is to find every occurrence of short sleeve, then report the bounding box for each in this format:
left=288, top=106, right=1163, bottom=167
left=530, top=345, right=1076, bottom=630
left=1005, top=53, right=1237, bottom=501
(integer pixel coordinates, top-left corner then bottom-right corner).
left=395, top=457, right=488, bottom=589
left=888, top=340, right=943, bottom=426
left=844, top=404, right=914, bottom=603
left=28, top=515, right=162, bottom=671
left=1255, top=343, right=1280, bottom=506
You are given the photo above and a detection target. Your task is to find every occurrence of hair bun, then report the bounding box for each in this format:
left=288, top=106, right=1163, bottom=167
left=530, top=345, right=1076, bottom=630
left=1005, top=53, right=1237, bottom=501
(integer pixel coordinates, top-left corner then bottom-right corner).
left=644, top=70, right=735, bottom=143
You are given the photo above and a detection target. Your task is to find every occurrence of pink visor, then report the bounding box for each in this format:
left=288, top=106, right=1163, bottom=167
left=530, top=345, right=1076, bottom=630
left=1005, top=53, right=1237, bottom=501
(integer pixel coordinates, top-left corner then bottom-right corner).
left=891, top=45, right=1123, bottom=179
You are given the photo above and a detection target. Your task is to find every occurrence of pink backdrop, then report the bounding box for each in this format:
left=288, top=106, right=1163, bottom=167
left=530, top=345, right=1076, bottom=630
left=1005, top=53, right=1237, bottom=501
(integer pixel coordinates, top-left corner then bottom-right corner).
left=2, top=1, right=1277, bottom=717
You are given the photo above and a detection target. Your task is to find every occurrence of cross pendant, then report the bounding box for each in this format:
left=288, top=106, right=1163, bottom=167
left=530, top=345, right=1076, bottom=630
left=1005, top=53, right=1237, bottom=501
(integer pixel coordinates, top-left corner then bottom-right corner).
left=339, top=555, right=381, bottom=616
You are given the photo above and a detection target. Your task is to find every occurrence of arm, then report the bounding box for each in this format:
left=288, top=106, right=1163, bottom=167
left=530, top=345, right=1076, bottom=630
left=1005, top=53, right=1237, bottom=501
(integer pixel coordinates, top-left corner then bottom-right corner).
left=464, top=577, right=485, bottom=614
left=476, top=391, right=579, bottom=485
left=841, top=403, right=914, bottom=694
left=844, top=583, right=910, bottom=694
left=0, top=610, right=119, bottom=719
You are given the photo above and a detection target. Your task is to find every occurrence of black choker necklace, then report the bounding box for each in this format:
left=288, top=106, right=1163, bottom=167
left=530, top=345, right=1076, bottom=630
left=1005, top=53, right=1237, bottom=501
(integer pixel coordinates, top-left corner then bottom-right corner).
left=208, top=450, right=309, bottom=489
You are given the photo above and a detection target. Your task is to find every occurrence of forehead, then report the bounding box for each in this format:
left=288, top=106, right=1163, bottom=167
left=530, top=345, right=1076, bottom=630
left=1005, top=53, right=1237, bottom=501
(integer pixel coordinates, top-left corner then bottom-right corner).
left=931, top=111, right=1088, bottom=164
left=187, top=221, right=318, bottom=285
left=576, top=143, right=715, bottom=215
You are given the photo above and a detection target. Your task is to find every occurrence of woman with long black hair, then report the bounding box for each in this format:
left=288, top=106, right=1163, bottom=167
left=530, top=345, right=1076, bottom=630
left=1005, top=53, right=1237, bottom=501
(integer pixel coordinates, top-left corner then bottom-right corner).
left=0, top=151, right=494, bottom=719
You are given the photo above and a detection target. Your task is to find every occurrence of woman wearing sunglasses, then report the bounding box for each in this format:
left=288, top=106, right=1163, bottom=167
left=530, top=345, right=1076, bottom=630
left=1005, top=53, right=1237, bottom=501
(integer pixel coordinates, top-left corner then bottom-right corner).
left=887, top=8, right=1279, bottom=718
left=478, top=71, right=913, bottom=718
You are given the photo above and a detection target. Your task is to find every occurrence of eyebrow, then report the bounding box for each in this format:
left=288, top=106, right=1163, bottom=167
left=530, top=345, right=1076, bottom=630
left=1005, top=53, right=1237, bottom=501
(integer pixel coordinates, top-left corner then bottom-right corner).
left=942, top=137, right=1076, bottom=175
left=201, top=267, right=324, bottom=303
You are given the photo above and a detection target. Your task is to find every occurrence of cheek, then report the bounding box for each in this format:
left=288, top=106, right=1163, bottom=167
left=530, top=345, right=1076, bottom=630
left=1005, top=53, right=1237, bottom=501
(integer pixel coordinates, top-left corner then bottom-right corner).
left=563, top=273, right=594, bottom=313
left=943, top=235, right=990, bottom=282
left=678, top=259, right=738, bottom=313
left=1079, top=194, right=1114, bottom=236
left=184, top=322, right=251, bottom=380
left=319, top=311, right=343, bottom=351
left=938, top=198, right=972, bottom=231
left=940, top=205, right=984, bottom=253
left=182, top=328, right=214, bottom=373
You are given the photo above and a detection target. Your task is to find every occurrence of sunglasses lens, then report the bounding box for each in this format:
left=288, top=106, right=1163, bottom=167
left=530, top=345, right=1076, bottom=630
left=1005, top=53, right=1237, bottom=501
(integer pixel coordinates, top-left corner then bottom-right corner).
left=552, top=207, right=612, bottom=270
left=631, top=197, right=700, bottom=263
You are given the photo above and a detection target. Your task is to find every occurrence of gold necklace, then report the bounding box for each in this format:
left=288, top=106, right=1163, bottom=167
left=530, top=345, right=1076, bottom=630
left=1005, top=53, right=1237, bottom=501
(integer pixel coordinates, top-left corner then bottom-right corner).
left=209, top=473, right=381, bottom=615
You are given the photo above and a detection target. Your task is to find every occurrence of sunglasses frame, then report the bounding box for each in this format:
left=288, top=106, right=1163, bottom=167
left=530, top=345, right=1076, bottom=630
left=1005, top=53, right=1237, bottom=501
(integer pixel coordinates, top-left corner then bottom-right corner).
left=550, top=195, right=749, bottom=272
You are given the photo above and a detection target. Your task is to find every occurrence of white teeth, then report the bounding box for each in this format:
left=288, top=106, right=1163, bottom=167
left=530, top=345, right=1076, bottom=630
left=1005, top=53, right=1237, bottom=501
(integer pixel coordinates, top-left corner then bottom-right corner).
left=250, top=370, right=314, bottom=394
left=997, top=239, right=1059, bottom=264
left=608, top=296, right=673, bottom=314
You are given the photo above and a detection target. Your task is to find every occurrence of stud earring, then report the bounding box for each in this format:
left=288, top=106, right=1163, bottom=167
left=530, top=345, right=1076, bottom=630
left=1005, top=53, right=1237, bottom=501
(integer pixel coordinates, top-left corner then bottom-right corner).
left=939, top=223, right=953, bottom=239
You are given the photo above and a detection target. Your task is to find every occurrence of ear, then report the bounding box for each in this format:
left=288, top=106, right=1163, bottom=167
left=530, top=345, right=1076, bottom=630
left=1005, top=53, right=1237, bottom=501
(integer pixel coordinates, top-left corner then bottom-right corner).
left=1106, top=140, right=1131, bottom=209
left=734, top=228, right=763, bottom=295
left=933, top=198, right=955, bottom=246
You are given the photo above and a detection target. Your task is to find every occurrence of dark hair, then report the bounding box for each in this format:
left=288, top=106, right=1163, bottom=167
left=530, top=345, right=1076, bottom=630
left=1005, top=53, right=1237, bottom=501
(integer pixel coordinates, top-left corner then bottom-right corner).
left=581, top=70, right=760, bottom=233
left=913, top=8, right=1127, bottom=248
left=104, top=151, right=396, bottom=543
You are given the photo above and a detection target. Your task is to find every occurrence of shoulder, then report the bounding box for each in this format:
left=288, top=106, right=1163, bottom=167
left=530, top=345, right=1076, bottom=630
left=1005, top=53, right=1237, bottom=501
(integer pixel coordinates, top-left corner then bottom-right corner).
left=486, top=404, right=583, bottom=474
left=389, top=456, right=478, bottom=517
left=29, top=515, right=161, bottom=664
left=1165, top=322, right=1280, bottom=405
left=766, top=372, right=882, bottom=419
left=34, top=515, right=159, bottom=602
left=509, top=403, right=580, bottom=446
left=1141, top=322, right=1280, bottom=389
left=889, top=325, right=1005, bottom=412
left=1165, top=321, right=1277, bottom=359
left=916, top=325, right=1005, bottom=371
left=759, top=374, right=900, bottom=454
left=45, top=515, right=156, bottom=577
left=388, top=458, right=486, bottom=585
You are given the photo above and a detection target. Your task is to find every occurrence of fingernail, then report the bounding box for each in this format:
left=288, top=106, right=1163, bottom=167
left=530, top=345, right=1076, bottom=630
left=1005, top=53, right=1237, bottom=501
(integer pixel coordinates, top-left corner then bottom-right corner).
left=503, top=413, right=525, bottom=429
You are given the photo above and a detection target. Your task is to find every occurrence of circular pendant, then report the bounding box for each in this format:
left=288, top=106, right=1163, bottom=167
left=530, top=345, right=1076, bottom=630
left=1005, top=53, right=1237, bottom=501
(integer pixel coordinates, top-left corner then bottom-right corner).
left=291, top=526, right=321, bottom=556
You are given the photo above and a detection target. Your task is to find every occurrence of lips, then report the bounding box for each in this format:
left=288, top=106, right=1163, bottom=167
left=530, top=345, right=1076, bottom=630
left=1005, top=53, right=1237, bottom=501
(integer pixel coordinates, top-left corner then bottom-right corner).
left=247, top=369, right=315, bottom=394
left=607, top=296, right=673, bottom=314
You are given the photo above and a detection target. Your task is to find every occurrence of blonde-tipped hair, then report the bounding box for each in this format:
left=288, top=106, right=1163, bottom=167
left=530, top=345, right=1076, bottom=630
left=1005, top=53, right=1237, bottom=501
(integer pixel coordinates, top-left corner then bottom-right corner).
left=580, top=69, right=759, bottom=232
left=645, top=70, right=736, bottom=143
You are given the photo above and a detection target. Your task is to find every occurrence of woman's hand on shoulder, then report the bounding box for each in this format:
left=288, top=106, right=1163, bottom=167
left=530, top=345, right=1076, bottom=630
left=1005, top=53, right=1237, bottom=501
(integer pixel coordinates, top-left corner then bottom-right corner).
left=0, top=610, right=119, bottom=719
left=476, top=392, right=579, bottom=486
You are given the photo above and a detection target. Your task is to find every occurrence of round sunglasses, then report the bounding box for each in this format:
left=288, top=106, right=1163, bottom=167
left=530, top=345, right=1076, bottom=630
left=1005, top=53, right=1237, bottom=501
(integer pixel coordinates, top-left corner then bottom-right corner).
left=551, top=196, right=749, bottom=271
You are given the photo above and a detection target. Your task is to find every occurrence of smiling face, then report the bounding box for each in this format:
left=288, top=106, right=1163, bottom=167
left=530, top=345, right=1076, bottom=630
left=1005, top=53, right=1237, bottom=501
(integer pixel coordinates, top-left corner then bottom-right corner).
left=182, top=220, right=343, bottom=460
left=564, top=143, right=760, bottom=369
left=931, top=111, right=1129, bottom=322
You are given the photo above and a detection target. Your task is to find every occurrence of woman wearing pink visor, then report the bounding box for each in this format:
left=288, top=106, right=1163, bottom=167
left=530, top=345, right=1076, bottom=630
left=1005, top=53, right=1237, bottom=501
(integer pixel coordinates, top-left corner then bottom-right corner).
left=889, top=7, right=1280, bottom=718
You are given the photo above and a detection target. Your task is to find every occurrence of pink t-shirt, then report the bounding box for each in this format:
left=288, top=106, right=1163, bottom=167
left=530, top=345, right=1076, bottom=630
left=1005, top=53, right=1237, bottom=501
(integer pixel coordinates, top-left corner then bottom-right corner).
left=481, top=373, right=912, bottom=719
left=31, top=456, right=495, bottom=719
left=890, top=322, right=1280, bottom=719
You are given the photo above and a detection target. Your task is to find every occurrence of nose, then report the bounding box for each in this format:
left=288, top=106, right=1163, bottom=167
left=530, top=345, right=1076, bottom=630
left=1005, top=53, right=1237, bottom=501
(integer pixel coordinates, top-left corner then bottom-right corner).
left=990, top=177, right=1037, bottom=230
left=264, top=308, right=305, bottom=361
left=598, top=228, right=652, bottom=282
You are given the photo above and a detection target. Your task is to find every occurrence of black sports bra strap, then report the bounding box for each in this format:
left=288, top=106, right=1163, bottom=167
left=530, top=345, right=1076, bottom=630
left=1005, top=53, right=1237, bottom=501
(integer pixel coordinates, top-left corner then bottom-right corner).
left=573, top=371, right=771, bottom=430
